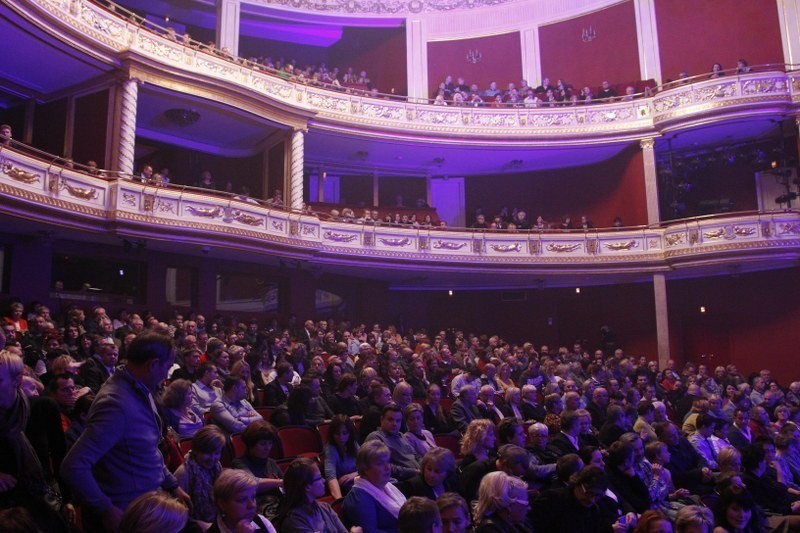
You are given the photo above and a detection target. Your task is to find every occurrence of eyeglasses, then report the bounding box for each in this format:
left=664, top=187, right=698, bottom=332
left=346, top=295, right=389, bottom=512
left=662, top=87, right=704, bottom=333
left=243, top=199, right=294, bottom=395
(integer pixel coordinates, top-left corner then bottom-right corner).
left=509, top=497, right=529, bottom=506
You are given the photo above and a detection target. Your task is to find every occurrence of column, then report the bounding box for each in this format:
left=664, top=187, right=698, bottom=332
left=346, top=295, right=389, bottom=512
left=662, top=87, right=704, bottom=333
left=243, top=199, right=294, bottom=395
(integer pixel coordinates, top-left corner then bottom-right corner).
left=641, top=138, right=660, bottom=225
left=777, top=0, right=800, bottom=66
left=289, top=129, right=305, bottom=211
left=653, top=273, right=671, bottom=370
left=520, top=26, right=542, bottom=87
left=117, top=78, right=138, bottom=176
left=373, top=172, right=379, bottom=207
left=216, top=0, right=240, bottom=57
left=405, top=17, right=429, bottom=101
left=633, top=0, right=663, bottom=84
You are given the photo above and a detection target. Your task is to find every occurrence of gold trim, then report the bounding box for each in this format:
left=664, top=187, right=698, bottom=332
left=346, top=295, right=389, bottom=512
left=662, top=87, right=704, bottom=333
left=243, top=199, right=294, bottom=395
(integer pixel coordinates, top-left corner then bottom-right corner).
left=490, top=243, right=521, bottom=253
left=1, top=162, right=41, bottom=184
left=546, top=243, right=581, bottom=253
left=603, top=240, right=638, bottom=251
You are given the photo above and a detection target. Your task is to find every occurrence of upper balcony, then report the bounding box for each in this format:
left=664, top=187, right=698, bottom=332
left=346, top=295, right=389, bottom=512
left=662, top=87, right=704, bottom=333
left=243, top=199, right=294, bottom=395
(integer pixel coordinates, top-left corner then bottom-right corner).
left=5, top=0, right=800, bottom=148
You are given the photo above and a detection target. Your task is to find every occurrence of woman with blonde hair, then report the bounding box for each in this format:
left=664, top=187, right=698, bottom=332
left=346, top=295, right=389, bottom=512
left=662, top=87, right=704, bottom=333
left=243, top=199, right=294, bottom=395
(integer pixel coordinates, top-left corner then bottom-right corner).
left=119, top=491, right=188, bottom=533
left=208, top=469, right=277, bottom=533
left=342, top=440, right=407, bottom=532
left=717, top=446, right=742, bottom=477
left=473, top=471, right=530, bottom=532
left=502, top=387, right=524, bottom=421
left=460, top=419, right=496, bottom=468
left=495, top=363, right=516, bottom=392
left=231, top=359, right=256, bottom=404
left=674, top=505, right=713, bottom=533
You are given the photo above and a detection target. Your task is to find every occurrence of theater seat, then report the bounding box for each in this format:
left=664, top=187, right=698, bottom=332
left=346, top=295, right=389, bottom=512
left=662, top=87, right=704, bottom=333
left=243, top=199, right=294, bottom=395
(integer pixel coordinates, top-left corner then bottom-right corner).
left=434, top=433, right=462, bottom=460
left=231, top=432, right=247, bottom=459
left=278, top=425, right=322, bottom=458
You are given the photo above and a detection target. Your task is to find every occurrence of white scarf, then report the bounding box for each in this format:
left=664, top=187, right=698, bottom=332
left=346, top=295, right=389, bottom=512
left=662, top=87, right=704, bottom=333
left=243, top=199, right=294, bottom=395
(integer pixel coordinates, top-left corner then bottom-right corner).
left=352, top=476, right=407, bottom=518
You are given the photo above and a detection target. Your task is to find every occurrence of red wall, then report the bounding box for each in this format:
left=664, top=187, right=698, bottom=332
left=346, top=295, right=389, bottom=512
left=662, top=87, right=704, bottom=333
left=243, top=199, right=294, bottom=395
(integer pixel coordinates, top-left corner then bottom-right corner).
left=465, top=143, right=648, bottom=228
left=539, top=1, right=641, bottom=92
left=388, top=283, right=658, bottom=359
left=655, top=0, right=784, bottom=81
left=667, top=267, right=800, bottom=385
left=33, top=97, right=68, bottom=156
left=427, top=32, right=522, bottom=98
left=329, top=27, right=408, bottom=96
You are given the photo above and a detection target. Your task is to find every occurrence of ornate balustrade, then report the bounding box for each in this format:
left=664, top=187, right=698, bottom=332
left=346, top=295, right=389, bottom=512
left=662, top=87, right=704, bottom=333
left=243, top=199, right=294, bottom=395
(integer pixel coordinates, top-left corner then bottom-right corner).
left=13, top=0, right=800, bottom=142
left=3, top=146, right=800, bottom=273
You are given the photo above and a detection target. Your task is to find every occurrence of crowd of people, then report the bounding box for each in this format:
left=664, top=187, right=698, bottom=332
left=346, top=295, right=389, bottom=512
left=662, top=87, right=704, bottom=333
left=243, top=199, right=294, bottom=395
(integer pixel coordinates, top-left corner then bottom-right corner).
left=430, top=76, right=643, bottom=108
left=1, top=297, right=800, bottom=532
left=471, top=208, right=625, bottom=231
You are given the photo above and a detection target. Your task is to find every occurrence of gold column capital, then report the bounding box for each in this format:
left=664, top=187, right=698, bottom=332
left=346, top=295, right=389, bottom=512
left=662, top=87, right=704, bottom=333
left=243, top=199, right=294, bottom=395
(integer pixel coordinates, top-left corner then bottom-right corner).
left=640, top=137, right=656, bottom=150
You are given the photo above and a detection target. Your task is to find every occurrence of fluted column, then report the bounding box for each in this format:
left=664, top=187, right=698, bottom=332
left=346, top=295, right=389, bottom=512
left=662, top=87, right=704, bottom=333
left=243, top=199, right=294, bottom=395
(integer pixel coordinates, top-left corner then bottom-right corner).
left=520, top=26, right=542, bottom=88
left=216, top=0, right=240, bottom=57
left=118, top=78, right=138, bottom=176
left=633, top=0, right=662, bottom=84
left=289, top=129, right=305, bottom=211
left=405, top=17, right=429, bottom=100
left=653, top=273, right=671, bottom=369
left=777, top=0, right=800, bottom=66
left=641, top=138, right=660, bottom=225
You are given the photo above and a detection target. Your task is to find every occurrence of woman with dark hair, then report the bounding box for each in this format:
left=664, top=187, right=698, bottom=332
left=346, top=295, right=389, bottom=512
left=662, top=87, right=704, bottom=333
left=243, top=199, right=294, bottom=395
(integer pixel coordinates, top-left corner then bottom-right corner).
left=327, top=374, right=361, bottom=417
left=531, top=465, right=631, bottom=532
left=712, top=486, right=762, bottom=533
left=173, top=425, right=226, bottom=524
left=251, top=350, right=275, bottom=392
left=323, top=414, right=359, bottom=499
left=276, top=457, right=350, bottom=532
left=270, top=385, right=313, bottom=428
left=75, top=332, right=95, bottom=362
left=161, top=378, right=204, bottom=439
left=605, top=440, right=651, bottom=514
left=322, top=361, right=344, bottom=400
left=231, top=420, right=284, bottom=519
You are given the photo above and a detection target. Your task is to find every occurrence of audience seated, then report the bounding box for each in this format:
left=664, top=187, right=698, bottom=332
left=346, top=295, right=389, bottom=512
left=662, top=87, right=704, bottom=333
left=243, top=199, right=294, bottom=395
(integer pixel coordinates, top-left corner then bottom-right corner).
left=3, top=296, right=800, bottom=533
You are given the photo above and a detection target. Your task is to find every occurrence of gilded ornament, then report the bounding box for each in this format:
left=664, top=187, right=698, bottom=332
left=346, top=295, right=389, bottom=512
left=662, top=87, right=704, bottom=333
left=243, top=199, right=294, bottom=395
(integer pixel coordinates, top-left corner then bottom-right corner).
left=603, top=240, right=638, bottom=251
left=688, top=229, right=699, bottom=244
left=271, top=220, right=285, bottom=232
left=761, top=223, right=772, bottom=237
left=232, top=212, right=263, bottom=226
left=528, top=241, right=540, bottom=255
left=121, top=192, right=137, bottom=207
left=489, top=243, right=521, bottom=253
left=379, top=237, right=412, bottom=247
left=289, top=221, right=299, bottom=235
left=779, top=223, right=800, bottom=236
left=546, top=243, right=580, bottom=253
left=323, top=231, right=358, bottom=243
left=733, top=226, right=755, bottom=237
left=665, top=233, right=685, bottom=246
left=156, top=200, right=175, bottom=213
left=301, top=225, right=317, bottom=236
left=63, top=181, right=99, bottom=200
left=186, top=205, right=222, bottom=218
left=418, top=236, right=429, bottom=250
left=143, top=194, right=155, bottom=212
left=1, top=162, right=41, bottom=184
left=433, top=240, right=467, bottom=250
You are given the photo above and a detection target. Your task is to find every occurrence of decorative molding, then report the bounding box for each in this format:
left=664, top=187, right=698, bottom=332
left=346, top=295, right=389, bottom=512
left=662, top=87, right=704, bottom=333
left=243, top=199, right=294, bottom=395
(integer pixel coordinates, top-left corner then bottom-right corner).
left=186, top=205, right=222, bottom=218
left=546, top=242, right=580, bottom=253
left=434, top=240, right=467, bottom=250
left=245, top=0, right=513, bottom=15
left=604, top=240, right=638, bottom=251
left=323, top=231, right=358, bottom=242
left=1, top=162, right=41, bottom=184
left=490, top=242, right=521, bottom=253
left=379, top=237, right=412, bottom=247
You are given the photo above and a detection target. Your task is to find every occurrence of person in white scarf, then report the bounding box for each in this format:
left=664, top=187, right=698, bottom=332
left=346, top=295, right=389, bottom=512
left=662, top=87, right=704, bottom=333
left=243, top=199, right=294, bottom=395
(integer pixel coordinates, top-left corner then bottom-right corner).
left=343, top=440, right=407, bottom=533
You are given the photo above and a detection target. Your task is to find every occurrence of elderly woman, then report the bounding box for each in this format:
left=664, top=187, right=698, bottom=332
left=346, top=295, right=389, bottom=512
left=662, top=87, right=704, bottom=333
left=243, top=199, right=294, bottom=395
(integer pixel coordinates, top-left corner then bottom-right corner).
left=276, top=457, right=353, bottom=532
left=460, top=419, right=496, bottom=468
left=473, top=471, right=530, bottom=532
left=174, top=425, right=226, bottom=524
left=405, top=403, right=436, bottom=457
left=231, top=420, right=284, bottom=519
left=398, top=446, right=458, bottom=500
left=501, top=387, right=524, bottom=421
left=342, top=440, right=407, bottom=533
left=207, top=469, right=277, bottom=533
left=162, top=378, right=204, bottom=439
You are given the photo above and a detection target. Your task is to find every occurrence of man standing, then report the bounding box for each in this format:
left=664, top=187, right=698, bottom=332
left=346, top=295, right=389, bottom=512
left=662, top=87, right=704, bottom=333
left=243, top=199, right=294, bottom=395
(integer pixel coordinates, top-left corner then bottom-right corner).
left=61, top=332, right=190, bottom=531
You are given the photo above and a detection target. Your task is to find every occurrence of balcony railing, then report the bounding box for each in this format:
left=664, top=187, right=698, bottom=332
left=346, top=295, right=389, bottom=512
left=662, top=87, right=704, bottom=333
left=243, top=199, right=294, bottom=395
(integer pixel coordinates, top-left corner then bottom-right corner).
left=3, top=145, right=800, bottom=272
left=14, top=0, right=800, bottom=140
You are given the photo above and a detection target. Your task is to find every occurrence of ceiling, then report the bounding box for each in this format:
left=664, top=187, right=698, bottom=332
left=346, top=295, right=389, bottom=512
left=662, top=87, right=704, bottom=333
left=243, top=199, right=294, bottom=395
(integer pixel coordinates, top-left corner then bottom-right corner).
left=0, top=4, right=115, bottom=106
